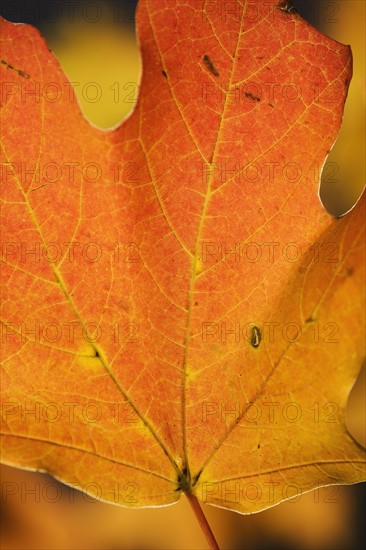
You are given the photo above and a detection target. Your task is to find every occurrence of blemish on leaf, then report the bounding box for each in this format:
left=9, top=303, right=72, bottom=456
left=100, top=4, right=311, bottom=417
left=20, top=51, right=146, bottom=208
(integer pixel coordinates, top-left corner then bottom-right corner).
left=268, top=103, right=274, bottom=108
left=250, top=326, right=262, bottom=348
left=203, top=54, right=219, bottom=77
left=31, top=184, right=47, bottom=192
left=77, top=344, right=103, bottom=370
left=305, top=315, right=315, bottom=323
left=245, top=92, right=261, bottom=102
left=278, top=0, right=298, bottom=14
left=162, top=70, right=167, bottom=78
left=1, top=58, right=30, bottom=78
left=257, top=443, right=261, bottom=449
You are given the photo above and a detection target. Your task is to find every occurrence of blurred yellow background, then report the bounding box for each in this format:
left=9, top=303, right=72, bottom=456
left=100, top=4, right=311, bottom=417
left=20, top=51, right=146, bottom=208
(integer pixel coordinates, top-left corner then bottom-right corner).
left=1, top=1, right=365, bottom=549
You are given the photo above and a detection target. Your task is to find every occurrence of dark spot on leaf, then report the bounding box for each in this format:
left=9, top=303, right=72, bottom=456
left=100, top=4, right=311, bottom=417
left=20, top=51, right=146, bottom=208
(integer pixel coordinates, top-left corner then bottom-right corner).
left=162, top=70, right=167, bottom=78
left=203, top=54, right=219, bottom=77
left=258, top=443, right=261, bottom=449
left=346, top=267, right=354, bottom=276
left=245, top=92, right=261, bottom=102
left=94, top=348, right=100, bottom=358
left=1, top=58, right=30, bottom=78
left=250, top=326, right=261, bottom=348
left=278, top=0, right=298, bottom=14
left=194, top=301, right=198, bottom=306
left=31, top=184, right=47, bottom=192
left=268, top=103, right=274, bottom=108
left=305, top=315, right=315, bottom=323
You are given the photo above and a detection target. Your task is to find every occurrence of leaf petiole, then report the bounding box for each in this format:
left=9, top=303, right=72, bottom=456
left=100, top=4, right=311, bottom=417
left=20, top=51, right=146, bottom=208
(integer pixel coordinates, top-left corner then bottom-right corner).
left=185, top=491, right=220, bottom=550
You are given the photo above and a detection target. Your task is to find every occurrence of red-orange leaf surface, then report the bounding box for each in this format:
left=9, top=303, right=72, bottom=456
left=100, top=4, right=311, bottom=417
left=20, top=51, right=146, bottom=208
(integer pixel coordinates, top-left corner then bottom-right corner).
left=1, top=0, right=365, bottom=513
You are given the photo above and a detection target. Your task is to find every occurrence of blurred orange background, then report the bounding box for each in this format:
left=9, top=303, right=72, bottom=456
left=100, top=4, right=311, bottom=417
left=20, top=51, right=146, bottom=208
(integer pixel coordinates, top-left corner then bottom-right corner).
left=0, top=1, right=365, bottom=548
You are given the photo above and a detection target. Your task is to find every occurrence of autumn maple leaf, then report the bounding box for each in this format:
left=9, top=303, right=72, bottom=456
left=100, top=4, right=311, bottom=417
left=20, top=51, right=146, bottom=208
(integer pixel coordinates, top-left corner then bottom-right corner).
left=0, top=0, right=365, bottom=547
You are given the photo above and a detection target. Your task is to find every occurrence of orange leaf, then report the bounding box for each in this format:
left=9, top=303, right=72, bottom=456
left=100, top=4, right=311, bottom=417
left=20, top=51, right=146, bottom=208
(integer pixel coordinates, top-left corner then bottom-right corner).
left=1, top=0, right=365, bottom=514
